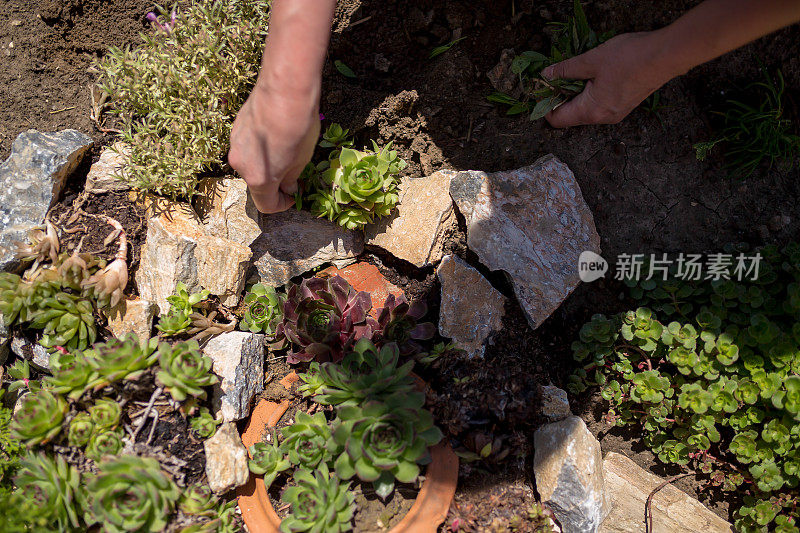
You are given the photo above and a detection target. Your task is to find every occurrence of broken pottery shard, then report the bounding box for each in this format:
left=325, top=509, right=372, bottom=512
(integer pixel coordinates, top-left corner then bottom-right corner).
left=534, top=416, right=609, bottom=533
left=320, top=263, right=403, bottom=317
left=136, top=199, right=252, bottom=313
left=541, top=384, right=572, bottom=422
left=250, top=209, right=363, bottom=287
left=0, top=129, right=93, bottom=271
left=104, top=297, right=158, bottom=341
left=365, top=171, right=457, bottom=267
left=450, top=155, right=600, bottom=329
left=204, top=422, right=249, bottom=494
left=436, top=254, right=505, bottom=358
left=600, top=452, right=733, bottom=533
left=84, top=142, right=131, bottom=193
left=195, top=177, right=262, bottom=247
left=203, top=331, right=265, bottom=422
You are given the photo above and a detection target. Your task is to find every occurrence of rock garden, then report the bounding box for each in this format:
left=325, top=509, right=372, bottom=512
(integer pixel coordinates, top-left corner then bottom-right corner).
left=1, top=0, right=799, bottom=532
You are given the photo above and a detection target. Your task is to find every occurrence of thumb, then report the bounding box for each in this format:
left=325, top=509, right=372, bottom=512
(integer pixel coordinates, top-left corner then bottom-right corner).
left=545, top=84, right=598, bottom=128
left=541, top=52, right=596, bottom=81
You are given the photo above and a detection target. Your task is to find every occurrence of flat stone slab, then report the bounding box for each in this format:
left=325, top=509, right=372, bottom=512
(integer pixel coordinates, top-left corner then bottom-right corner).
left=104, top=297, right=157, bottom=342
left=449, top=155, right=600, bottom=329
left=204, top=421, right=249, bottom=495
left=195, top=177, right=262, bottom=247
left=250, top=209, right=363, bottom=287
left=84, top=142, right=131, bottom=193
left=601, top=452, right=733, bottom=533
left=204, top=331, right=265, bottom=422
left=0, top=129, right=93, bottom=271
left=437, top=254, right=505, bottom=358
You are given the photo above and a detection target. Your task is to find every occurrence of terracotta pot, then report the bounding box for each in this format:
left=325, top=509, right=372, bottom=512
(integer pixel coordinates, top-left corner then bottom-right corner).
left=237, top=372, right=458, bottom=533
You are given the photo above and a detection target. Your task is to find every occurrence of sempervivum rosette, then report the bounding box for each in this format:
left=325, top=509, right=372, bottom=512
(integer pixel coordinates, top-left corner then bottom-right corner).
left=374, top=293, right=436, bottom=356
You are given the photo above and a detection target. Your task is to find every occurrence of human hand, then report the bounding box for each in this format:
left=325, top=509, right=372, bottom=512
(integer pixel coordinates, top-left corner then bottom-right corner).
left=541, top=31, right=675, bottom=128
left=228, top=84, right=320, bottom=214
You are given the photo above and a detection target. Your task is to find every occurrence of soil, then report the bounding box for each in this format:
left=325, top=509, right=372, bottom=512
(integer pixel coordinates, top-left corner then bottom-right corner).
left=4, top=0, right=800, bottom=529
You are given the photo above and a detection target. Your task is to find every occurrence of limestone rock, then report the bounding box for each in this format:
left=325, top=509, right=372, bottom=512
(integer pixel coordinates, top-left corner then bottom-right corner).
left=0, top=129, right=93, bottom=271
left=204, top=331, right=265, bottom=422
left=250, top=209, right=363, bottom=287
left=450, top=155, right=600, bottom=329
left=601, top=452, right=733, bottom=533
left=11, top=336, right=50, bottom=371
left=365, top=171, right=457, bottom=267
left=534, top=416, right=608, bottom=533
left=204, top=422, right=249, bottom=494
left=104, top=297, right=157, bottom=341
left=195, top=177, right=262, bottom=247
left=136, top=199, right=252, bottom=313
left=436, top=255, right=505, bottom=358
left=541, top=385, right=571, bottom=422
left=84, top=142, right=131, bottom=193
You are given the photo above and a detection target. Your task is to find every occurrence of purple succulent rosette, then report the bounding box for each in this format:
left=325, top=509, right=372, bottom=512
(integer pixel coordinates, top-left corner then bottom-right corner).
left=374, top=294, right=436, bottom=356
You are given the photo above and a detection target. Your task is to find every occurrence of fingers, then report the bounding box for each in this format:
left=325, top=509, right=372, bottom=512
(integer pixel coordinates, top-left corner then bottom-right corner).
left=545, top=86, right=597, bottom=128
left=249, top=185, right=295, bottom=214
left=541, top=52, right=597, bottom=82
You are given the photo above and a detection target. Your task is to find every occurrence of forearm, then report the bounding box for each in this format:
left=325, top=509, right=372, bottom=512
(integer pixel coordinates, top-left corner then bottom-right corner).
left=257, top=0, right=337, bottom=105
left=653, top=0, right=800, bottom=80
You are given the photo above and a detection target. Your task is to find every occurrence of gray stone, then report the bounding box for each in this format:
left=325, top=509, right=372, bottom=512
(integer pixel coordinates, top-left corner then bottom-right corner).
left=450, top=155, right=601, bottom=329
left=84, top=142, right=131, bottom=193
left=541, top=385, right=571, bottom=422
left=11, top=336, right=50, bottom=371
left=0, top=129, right=93, bottom=271
left=366, top=171, right=457, bottom=267
left=0, top=318, right=9, bottom=364
left=250, top=209, right=363, bottom=287
left=195, top=177, right=262, bottom=247
left=601, top=452, right=733, bottom=533
left=204, top=422, right=249, bottom=494
left=534, top=416, right=608, bottom=533
left=436, top=254, right=505, bottom=358
left=487, top=49, right=521, bottom=98
left=204, top=331, right=265, bottom=422
left=104, top=297, right=158, bottom=341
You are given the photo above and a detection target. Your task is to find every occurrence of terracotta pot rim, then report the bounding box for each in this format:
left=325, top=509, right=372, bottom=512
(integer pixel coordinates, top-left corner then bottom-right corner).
left=237, top=371, right=458, bottom=533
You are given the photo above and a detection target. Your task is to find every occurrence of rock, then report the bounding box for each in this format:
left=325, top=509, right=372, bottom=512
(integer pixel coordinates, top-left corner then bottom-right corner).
left=0, top=318, right=9, bottom=364
left=250, top=209, right=363, bottom=287
left=104, top=297, right=158, bottom=341
left=10, top=336, right=50, bottom=371
left=436, top=255, right=505, bottom=358
left=450, top=155, right=601, bottom=330
left=0, top=129, right=93, bottom=271
left=601, top=452, right=733, bottom=533
left=84, top=142, right=131, bottom=193
left=136, top=199, right=252, bottom=313
left=487, top=49, right=520, bottom=97
left=320, top=263, right=403, bottom=317
left=541, top=385, right=571, bottom=422
left=365, top=171, right=457, bottom=267
left=204, top=331, right=265, bottom=422
left=195, top=177, right=262, bottom=247
left=203, top=422, right=250, bottom=494
left=534, top=416, right=608, bottom=533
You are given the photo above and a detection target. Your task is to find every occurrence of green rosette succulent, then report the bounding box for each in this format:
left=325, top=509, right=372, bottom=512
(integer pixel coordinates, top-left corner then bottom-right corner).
left=239, top=283, right=284, bottom=334
left=31, top=292, right=97, bottom=350
left=179, top=499, right=238, bottom=533
left=331, top=396, right=444, bottom=499
left=179, top=483, right=218, bottom=517
left=85, top=428, right=124, bottom=460
left=67, top=413, right=95, bottom=447
left=248, top=440, right=291, bottom=487
left=89, top=398, right=122, bottom=429
left=298, top=339, right=419, bottom=406
left=189, top=407, right=220, bottom=439
left=86, top=455, right=180, bottom=533
left=280, top=463, right=355, bottom=533
left=45, top=351, right=100, bottom=400
left=14, top=453, right=85, bottom=531
left=279, top=411, right=333, bottom=470
left=155, top=340, right=218, bottom=401
left=157, top=282, right=211, bottom=337
left=10, top=389, right=67, bottom=446
left=88, top=335, right=160, bottom=388
left=0, top=273, right=60, bottom=326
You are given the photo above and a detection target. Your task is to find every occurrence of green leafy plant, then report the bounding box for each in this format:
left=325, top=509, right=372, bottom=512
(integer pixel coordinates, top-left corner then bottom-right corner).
left=280, top=463, right=355, bottom=533
left=333, top=59, right=356, bottom=78
left=6, top=360, right=38, bottom=393
left=14, top=453, right=85, bottom=531
left=248, top=440, right=291, bottom=487
left=67, top=413, right=95, bottom=448
left=85, top=428, right=124, bottom=460
left=46, top=350, right=101, bottom=400
left=86, top=455, right=180, bottom=533
left=178, top=485, right=239, bottom=533
left=0, top=407, right=23, bottom=486
left=279, top=411, right=334, bottom=470
left=429, top=36, right=466, bottom=59
left=694, top=68, right=799, bottom=179
left=571, top=243, right=800, bottom=531
left=87, top=334, right=160, bottom=388
left=89, top=398, right=122, bottom=430
left=155, top=340, right=218, bottom=402
left=10, top=389, right=67, bottom=447
left=239, top=283, right=284, bottom=334
left=189, top=407, right=220, bottom=439
left=179, top=484, right=217, bottom=517
left=96, top=0, right=271, bottom=197
left=157, top=282, right=211, bottom=337
left=373, top=294, right=436, bottom=356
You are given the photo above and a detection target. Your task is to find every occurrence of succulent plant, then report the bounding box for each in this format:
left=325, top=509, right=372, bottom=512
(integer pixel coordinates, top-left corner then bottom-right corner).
left=14, top=222, right=60, bottom=268
left=280, top=463, right=355, bottom=533
left=179, top=483, right=218, bottom=517
left=179, top=499, right=239, bottom=533
left=157, top=282, right=210, bottom=336
left=155, top=340, right=218, bottom=402
left=86, top=455, right=180, bottom=532
left=248, top=440, right=291, bottom=487
left=189, top=407, right=220, bottom=439
left=14, top=453, right=85, bottom=531
left=45, top=351, right=100, bottom=400
left=332, top=396, right=443, bottom=499
left=298, top=339, right=419, bottom=406
left=67, top=413, right=95, bottom=447
left=239, top=283, right=284, bottom=334
left=57, top=251, right=101, bottom=290
left=6, top=359, right=38, bottom=393
left=85, top=428, right=124, bottom=460
left=33, top=292, right=98, bottom=350
left=0, top=272, right=59, bottom=326
left=10, top=389, right=67, bottom=446
left=277, top=275, right=376, bottom=363
left=82, top=257, right=129, bottom=309
left=87, top=335, right=159, bottom=388
left=89, top=398, right=122, bottom=430
left=374, top=294, right=436, bottom=356
left=185, top=310, right=237, bottom=341
left=278, top=411, right=334, bottom=470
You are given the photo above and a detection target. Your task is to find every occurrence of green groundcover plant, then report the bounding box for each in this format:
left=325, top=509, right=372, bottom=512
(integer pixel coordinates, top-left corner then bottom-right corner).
left=570, top=243, right=800, bottom=532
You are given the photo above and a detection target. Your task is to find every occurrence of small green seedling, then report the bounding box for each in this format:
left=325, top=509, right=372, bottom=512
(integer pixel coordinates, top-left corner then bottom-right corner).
left=429, top=36, right=466, bottom=59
